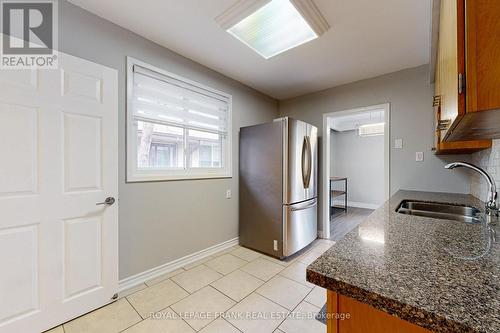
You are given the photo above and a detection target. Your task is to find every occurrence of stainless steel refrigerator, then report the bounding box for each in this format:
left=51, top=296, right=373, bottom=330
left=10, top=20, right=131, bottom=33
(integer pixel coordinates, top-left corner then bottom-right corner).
left=239, top=117, right=318, bottom=258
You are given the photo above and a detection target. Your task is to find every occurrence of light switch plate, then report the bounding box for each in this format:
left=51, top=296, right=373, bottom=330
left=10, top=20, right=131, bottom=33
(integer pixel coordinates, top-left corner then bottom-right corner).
left=395, top=139, right=403, bottom=149
left=226, top=189, right=231, bottom=199
left=416, top=152, right=424, bottom=162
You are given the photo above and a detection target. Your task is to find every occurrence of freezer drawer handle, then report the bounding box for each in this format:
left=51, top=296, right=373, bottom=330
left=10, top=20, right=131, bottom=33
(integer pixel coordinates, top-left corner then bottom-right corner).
left=291, top=199, right=317, bottom=211
left=302, top=136, right=312, bottom=189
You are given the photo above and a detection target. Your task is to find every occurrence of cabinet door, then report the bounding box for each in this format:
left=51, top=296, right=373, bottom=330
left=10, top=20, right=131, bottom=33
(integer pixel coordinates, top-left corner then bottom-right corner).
left=437, top=0, right=465, bottom=139
left=327, top=291, right=433, bottom=333
left=434, top=54, right=443, bottom=147
left=466, top=0, right=500, bottom=112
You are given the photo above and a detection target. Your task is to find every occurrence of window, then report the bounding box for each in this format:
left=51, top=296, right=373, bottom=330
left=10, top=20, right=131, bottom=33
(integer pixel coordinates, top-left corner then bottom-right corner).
left=127, top=57, right=232, bottom=181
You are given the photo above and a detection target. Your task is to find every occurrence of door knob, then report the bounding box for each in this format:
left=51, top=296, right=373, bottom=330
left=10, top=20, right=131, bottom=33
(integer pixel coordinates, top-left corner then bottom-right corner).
left=96, top=197, right=115, bottom=206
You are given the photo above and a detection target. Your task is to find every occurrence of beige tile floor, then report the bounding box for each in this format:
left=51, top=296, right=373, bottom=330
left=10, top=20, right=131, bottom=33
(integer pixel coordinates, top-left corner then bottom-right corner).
left=45, top=239, right=334, bottom=333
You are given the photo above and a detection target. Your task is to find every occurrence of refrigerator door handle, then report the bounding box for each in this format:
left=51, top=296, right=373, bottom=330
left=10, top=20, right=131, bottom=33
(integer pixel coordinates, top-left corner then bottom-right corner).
left=290, top=198, right=317, bottom=211
left=301, top=136, right=312, bottom=189
left=306, top=135, right=312, bottom=188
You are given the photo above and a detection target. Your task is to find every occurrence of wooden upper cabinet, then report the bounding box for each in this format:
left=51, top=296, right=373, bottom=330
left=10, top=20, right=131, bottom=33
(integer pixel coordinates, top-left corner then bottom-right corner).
left=465, top=0, right=500, bottom=113
left=436, top=0, right=463, bottom=136
left=433, top=0, right=498, bottom=151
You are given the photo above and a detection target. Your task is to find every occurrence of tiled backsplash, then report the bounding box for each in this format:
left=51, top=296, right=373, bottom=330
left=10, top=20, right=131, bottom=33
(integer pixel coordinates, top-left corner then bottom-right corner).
left=471, top=140, right=500, bottom=202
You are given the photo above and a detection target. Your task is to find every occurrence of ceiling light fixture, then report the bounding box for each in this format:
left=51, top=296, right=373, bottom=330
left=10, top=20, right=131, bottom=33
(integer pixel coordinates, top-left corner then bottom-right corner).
left=216, top=0, right=329, bottom=59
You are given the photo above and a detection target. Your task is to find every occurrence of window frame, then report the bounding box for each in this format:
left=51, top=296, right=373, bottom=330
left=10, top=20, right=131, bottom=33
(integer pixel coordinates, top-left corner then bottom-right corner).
left=126, top=57, right=232, bottom=182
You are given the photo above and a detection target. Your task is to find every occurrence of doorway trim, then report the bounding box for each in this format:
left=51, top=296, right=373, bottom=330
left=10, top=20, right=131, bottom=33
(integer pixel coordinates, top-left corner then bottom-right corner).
left=320, top=103, right=391, bottom=239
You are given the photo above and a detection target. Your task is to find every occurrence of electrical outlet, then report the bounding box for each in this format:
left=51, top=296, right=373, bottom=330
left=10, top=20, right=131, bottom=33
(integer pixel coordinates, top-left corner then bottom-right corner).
left=226, top=189, right=231, bottom=199
left=273, top=240, right=278, bottom=251
left=416, top=152, right=424, bottom=162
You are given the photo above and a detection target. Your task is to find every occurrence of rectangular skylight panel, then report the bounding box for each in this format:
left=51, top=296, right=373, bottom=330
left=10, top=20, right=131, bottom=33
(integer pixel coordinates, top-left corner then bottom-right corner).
left=227, top=0, right=318, bottom=59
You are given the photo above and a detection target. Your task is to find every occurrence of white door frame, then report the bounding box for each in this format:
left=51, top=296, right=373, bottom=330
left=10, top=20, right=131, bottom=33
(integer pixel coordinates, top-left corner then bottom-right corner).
left=320, top=103, right=391, bottom=238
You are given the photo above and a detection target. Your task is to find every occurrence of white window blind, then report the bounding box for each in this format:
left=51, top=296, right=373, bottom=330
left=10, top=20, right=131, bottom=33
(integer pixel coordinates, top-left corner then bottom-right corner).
left=127, top=58, right=232, bottom=182
left=132, top=65, right=229, bottom=136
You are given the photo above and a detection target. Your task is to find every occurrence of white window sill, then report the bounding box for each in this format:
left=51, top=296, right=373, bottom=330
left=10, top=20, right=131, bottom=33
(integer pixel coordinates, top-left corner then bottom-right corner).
left=126, top=172, right=233, bottom=183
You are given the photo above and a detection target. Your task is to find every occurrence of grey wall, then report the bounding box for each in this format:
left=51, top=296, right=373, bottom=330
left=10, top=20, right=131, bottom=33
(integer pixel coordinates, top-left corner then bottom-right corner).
left=58, top=0, right=278, bottom=279
left=280, top=65, right=471, bottom=196
left=56, top=1, right=475, bottom=280
left=331, top=130, right=385, bottom=207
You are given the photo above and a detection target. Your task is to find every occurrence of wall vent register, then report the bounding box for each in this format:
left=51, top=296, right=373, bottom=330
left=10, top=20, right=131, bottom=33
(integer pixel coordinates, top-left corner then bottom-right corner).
left=358, top=122, right=385, bottom=137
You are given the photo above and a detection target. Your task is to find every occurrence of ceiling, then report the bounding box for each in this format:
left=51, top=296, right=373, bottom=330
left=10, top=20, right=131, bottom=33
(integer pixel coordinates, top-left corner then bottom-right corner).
left=67, top=0, right=432, bottom=100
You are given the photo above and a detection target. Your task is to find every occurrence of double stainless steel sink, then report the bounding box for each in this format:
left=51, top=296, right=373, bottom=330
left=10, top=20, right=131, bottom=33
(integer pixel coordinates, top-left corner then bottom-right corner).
left=396, top=200, right=482, bottom=224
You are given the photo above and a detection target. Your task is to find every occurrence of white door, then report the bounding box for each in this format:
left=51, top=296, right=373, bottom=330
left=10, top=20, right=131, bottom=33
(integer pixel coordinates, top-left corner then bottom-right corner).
left=0, top=51, right=118, bottom=333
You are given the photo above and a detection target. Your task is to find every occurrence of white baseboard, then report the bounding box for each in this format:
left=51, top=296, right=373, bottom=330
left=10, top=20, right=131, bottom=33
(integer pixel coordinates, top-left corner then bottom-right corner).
left=332, top=200, right=380, bottom=210
left=118, top=237, right=239, bottom=293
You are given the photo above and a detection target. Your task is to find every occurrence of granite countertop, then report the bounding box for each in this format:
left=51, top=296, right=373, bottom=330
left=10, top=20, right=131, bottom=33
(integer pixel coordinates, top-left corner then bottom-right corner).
left=307, top=190, right=499, bottom=333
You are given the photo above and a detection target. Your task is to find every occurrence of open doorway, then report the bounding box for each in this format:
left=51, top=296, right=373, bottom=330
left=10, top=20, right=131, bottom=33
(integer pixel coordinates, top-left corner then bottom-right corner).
left=321, top=104, right=390, bottom=239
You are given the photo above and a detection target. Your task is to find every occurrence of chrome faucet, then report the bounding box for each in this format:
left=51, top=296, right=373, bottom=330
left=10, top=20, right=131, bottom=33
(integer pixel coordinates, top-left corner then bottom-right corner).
left=445, top=162, right=498, bottom=219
